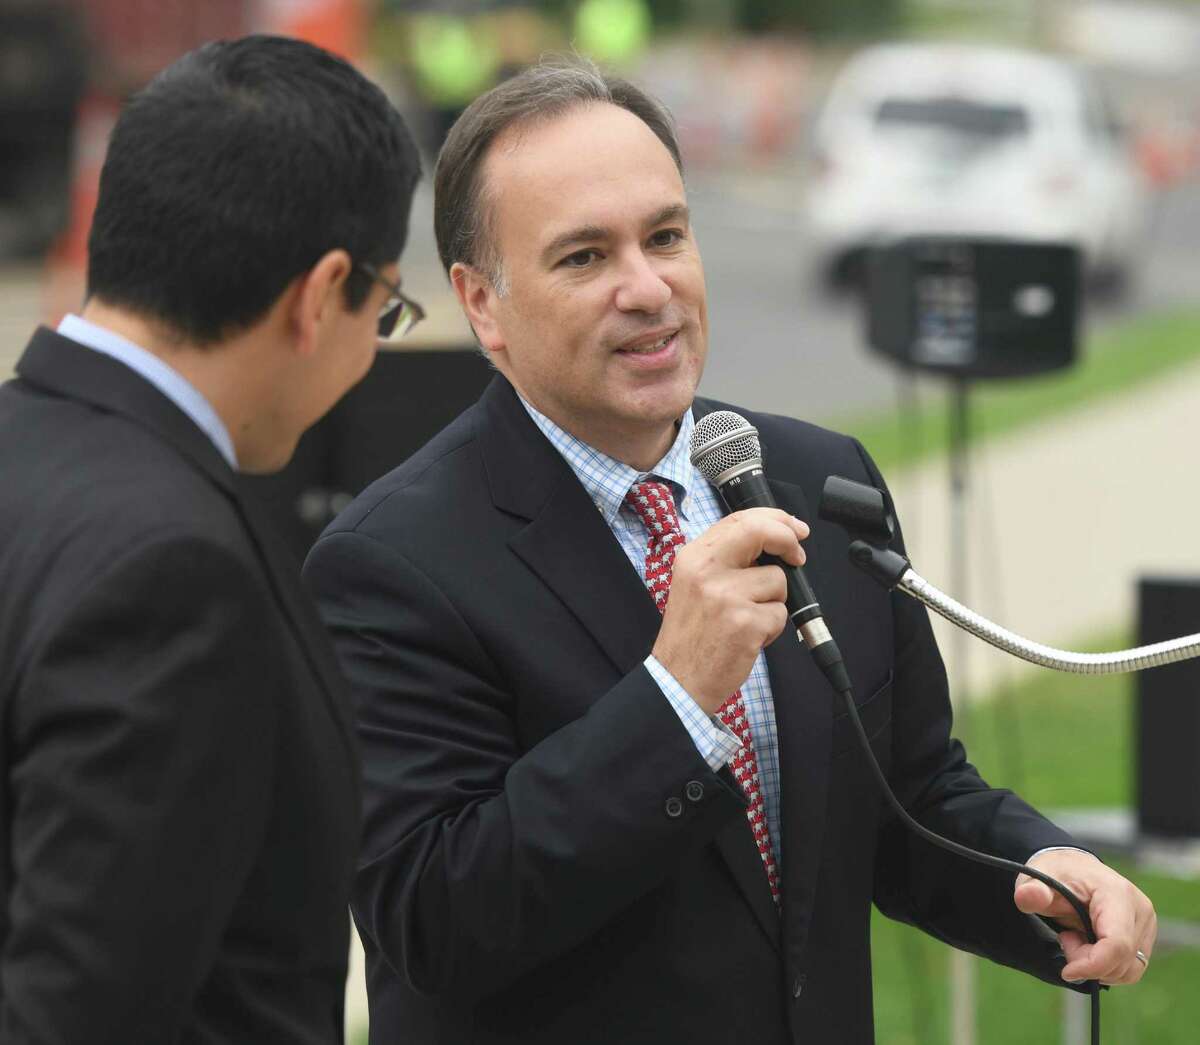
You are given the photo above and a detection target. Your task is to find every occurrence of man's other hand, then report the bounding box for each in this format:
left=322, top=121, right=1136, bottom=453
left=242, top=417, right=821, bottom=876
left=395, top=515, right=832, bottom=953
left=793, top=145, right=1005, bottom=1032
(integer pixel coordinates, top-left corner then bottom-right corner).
left=1014, top=849, right=1156, bottom=985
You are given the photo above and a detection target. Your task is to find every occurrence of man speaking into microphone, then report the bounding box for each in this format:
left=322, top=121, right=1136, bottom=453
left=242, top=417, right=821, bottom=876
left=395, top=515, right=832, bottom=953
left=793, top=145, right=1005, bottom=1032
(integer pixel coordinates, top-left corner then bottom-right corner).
left=304, top=57, right=1156, bottom=1043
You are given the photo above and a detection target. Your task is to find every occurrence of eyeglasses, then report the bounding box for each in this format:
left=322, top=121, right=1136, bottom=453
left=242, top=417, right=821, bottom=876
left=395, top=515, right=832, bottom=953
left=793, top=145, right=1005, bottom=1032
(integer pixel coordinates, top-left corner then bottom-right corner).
left=358, top=261, right=426, bottom=341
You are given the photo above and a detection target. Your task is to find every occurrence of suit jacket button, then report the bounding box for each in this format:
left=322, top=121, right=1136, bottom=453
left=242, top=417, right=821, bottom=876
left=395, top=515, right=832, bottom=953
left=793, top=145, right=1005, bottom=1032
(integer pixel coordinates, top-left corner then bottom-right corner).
left=664, top=796, right=684, bottom=819
left=792, top=974, right=806, bottom=998
left=685, top=780, right=704, bottom=802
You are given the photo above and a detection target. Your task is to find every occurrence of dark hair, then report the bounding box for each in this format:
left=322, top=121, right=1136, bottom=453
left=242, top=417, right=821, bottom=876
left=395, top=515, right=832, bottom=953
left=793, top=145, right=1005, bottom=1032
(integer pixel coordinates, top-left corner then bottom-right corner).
left=87, top=34, right=421, bottom=344
left=433, top=55, right=682, bottom=285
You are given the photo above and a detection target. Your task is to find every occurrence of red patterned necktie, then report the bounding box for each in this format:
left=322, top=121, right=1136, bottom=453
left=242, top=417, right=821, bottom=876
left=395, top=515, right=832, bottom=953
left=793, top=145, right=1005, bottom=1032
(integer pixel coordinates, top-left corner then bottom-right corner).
left=624, top=480, right=781, bottom=905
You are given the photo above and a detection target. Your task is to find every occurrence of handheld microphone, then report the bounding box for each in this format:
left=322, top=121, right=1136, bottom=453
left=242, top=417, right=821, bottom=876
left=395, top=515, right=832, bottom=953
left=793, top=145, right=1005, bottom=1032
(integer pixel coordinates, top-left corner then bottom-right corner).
left=689, top=411, right=851, bottom=694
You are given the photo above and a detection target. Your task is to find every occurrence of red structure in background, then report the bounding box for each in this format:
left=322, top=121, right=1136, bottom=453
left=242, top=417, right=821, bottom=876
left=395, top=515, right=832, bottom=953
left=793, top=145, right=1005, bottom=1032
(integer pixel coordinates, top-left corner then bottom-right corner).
left=262, top=0, right=368, bottom=63
left=46, top=0, right=366, bottom=322
left=83, top=0, right=251, bottom=88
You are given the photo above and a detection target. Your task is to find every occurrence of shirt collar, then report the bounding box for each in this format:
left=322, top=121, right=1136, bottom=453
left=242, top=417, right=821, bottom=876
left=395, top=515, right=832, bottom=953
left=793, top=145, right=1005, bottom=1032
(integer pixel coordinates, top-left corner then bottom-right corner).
left=57, top=313, right=238, bottom=469
left=518, top=393, right=698, bottom=525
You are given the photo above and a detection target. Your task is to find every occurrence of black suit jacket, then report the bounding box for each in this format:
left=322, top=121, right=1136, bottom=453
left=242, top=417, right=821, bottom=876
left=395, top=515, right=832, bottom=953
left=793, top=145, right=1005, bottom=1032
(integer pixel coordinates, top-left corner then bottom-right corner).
left=304, top=375, right=1076, bottom=1044
left=0, top=328, right=360, bottom=1043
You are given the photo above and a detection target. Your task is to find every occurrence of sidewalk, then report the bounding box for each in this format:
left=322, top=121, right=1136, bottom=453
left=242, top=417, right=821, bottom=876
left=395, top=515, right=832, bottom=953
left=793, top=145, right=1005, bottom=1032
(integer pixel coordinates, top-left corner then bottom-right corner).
left=0, top=266, right=42, bottom=377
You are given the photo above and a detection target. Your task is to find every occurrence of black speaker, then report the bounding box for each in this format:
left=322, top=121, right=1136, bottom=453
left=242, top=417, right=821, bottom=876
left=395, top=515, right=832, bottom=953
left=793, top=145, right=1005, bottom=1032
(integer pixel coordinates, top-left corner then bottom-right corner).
left=241, top=346, right=494, bottom=568
left=865, top=237, right=1080, bottom=379
left=1136, top=577, right=1200, bottom=838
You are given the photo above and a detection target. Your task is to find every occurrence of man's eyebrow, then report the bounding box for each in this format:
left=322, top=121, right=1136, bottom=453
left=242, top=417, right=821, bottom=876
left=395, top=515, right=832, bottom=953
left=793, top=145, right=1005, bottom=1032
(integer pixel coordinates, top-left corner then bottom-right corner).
left=647, top=203, right=690, bottom=229
left=541, top=224, right=608, bottom=265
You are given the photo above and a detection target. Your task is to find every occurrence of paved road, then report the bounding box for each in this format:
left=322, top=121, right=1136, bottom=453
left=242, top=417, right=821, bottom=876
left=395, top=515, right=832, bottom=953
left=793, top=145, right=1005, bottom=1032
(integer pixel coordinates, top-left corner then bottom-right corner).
left=0, top=265, right=41, bottom=377
left=690, top=171, right=900, bottom=422
left=695, top=171, right=1200, bottom=422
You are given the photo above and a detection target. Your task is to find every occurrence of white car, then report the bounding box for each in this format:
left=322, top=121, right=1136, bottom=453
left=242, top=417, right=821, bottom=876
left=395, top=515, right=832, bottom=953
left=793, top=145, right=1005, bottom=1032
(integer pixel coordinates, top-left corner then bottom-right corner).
left=806, top=43, right=1149, bottom=292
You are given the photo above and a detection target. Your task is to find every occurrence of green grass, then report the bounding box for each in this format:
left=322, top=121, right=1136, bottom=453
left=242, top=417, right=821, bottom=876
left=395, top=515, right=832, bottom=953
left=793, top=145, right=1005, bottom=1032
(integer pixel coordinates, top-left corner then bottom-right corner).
left=826, top=308, right=1200, bottom=477
left=901, top=2, right=1027, bottom=42
left=872, top=636, right=1200, bottom=1044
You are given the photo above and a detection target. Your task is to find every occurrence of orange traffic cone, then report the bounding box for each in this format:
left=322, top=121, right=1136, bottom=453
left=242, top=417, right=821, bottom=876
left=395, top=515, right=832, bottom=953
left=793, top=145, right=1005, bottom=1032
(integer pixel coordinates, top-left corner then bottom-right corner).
left=258, top=0, right=367, bottom=62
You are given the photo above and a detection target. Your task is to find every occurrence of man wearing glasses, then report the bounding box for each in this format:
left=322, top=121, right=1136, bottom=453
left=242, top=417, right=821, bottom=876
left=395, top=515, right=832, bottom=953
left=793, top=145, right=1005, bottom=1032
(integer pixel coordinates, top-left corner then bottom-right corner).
left=0, top=36, right=420, bottom=1043
left=361, top=261, right=426, bottom=343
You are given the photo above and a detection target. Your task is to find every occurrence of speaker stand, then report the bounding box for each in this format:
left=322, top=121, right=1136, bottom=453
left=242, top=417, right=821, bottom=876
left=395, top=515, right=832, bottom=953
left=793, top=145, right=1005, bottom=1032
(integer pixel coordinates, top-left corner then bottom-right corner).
left=947, top=377, right=978, bottom=1045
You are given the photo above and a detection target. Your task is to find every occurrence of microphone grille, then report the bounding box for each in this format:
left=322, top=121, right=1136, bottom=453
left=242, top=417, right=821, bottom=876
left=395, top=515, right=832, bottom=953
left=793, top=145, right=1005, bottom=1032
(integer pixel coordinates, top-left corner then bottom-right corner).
left=689, top=410, right=762, bottom=484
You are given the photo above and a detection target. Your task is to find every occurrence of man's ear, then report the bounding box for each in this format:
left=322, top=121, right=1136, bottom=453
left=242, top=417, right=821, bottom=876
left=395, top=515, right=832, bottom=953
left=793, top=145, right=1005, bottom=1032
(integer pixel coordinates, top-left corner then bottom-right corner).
left=450, top=261, right=506, bottom=360
left=292, top=249, right=354, bottom=358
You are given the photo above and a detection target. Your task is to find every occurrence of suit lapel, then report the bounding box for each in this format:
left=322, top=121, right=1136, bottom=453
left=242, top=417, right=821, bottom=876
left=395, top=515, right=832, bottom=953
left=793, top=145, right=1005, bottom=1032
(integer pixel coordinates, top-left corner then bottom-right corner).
left=509, top=486, right=664, bottom=675
left=16, top=327, right=235, bottom=492
left=481, top=378, right=664, bottom=676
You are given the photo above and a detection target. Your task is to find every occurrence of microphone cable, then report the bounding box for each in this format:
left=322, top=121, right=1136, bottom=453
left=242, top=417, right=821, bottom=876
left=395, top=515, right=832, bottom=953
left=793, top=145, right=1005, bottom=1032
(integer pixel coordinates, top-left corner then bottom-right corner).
left=689, top=412, right=1103, bottom=1043
left=833, top=668, right=1102, bottom=1045
left=811, top=472, right=1109, bottom=1042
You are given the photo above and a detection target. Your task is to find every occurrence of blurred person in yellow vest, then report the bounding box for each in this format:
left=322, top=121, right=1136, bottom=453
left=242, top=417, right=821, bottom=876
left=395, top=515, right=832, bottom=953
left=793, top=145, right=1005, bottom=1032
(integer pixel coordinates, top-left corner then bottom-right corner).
left=410, top=10, right=501, bottom=150
left=574, top=0, right=651, bottom=66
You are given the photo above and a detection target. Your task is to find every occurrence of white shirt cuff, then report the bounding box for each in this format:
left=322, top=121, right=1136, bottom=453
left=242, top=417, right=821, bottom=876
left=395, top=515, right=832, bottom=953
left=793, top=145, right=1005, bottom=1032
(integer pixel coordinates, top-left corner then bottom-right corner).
left=1026, top=845, right=1093, bottom=867
left=644, top=655, right=742, bottom=772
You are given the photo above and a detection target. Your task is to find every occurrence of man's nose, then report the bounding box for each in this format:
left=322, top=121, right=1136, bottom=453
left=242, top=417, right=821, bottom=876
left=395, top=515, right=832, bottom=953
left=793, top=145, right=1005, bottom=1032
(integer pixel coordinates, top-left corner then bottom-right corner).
left=613, top=250, right=672, bottom=314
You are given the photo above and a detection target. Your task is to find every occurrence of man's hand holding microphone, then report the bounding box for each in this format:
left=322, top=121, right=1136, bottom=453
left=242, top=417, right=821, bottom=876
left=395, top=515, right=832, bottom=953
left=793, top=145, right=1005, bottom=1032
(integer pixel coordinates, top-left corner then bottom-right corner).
left=651, top=508, right=808, bottom=714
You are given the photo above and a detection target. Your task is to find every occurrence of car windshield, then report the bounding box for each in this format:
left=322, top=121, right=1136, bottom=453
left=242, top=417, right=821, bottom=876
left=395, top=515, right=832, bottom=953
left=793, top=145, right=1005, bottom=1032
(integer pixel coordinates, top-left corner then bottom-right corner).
left=875, top=97, right=1030, bottom=141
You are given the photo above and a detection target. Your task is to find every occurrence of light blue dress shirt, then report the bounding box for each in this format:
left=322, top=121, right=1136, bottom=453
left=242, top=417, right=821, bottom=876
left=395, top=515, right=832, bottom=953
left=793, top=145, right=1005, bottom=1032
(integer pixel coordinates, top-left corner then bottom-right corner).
left=519, top=397, right=785, bottom=866
left=57, top=314, right=238, bottom=470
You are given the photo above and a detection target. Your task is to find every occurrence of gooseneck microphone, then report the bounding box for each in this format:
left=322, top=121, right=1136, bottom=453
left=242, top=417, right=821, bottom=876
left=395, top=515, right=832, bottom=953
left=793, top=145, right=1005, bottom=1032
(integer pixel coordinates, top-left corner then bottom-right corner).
left=689, top=410, right=851, bottom=694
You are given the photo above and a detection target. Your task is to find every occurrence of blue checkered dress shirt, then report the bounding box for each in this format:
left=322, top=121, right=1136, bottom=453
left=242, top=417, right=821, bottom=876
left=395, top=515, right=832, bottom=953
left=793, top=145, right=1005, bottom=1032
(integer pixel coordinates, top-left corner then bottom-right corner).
left=520, top=397, right=784, bottom=868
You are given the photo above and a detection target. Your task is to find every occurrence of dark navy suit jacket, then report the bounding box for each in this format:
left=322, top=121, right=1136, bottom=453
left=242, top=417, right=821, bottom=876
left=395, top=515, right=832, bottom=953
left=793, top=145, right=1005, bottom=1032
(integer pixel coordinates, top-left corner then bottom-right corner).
left=0, top=328, right=360, bottom=1043
left=306, top=374, right=1076, bottom=1044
